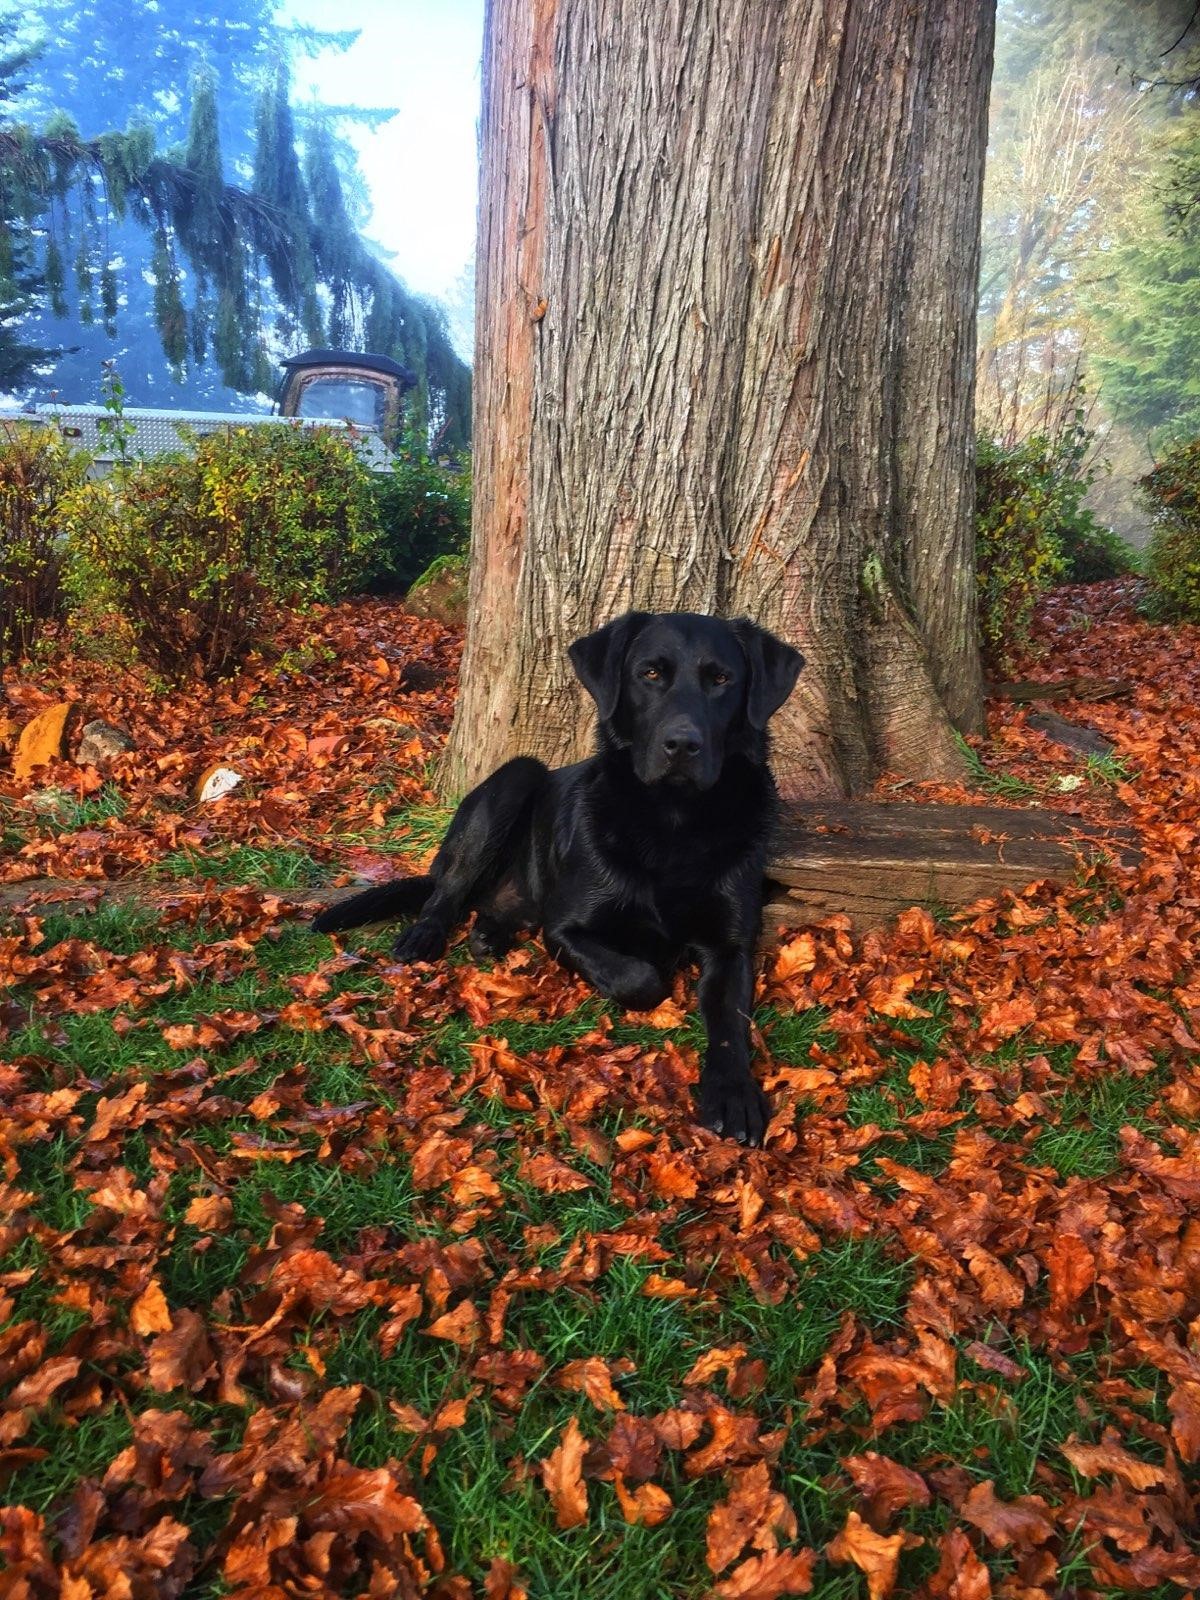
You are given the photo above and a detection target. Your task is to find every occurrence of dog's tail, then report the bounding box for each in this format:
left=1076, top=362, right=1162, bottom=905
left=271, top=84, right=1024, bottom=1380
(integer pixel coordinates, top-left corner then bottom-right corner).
left=312, top=874, right=433, bottom=934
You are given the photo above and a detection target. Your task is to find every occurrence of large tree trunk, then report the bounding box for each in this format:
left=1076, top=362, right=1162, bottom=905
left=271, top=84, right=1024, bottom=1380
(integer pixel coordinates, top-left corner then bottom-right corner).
left=442, top=0, right=994, bottom=801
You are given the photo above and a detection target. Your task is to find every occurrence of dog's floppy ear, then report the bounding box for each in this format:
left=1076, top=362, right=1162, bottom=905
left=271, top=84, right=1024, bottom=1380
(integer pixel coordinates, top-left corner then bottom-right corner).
left=568, top=611, right=651, bottom=721
left=732, top=619, right=804, bottom=729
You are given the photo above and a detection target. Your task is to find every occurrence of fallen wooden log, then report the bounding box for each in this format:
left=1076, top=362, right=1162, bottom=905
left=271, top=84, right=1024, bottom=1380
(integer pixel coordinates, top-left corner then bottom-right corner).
left=1025, top=710, right=1115, bottom=759
left=4, top=801, right=1139, bottom=944
left=986, top=677, right=1132, bottom=703
left=763, top=800, right=1138, bottom=933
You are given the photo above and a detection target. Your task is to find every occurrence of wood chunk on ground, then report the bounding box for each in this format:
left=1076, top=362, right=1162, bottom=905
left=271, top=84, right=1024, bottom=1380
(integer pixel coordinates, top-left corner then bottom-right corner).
left=764, top=800, right=1137, bottom=934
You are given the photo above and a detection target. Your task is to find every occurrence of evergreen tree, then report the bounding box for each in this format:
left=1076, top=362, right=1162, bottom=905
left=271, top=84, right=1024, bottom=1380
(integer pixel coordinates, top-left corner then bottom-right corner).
left=1086, top=118, right=1200, bottom=440
left=304, top=120, right=357, bottom=346
left=252, top=59, right=320, bottom=344
left=997, top=1, right=1200, bottom=87
left=0, top=3, right=471, bottom=439
left=0, top=22, right=53, bottom=385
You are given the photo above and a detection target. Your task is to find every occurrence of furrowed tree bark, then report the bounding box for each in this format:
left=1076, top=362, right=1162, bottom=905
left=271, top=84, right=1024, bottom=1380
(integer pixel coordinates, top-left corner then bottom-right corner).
left=441, top=0, right=994, bottom=801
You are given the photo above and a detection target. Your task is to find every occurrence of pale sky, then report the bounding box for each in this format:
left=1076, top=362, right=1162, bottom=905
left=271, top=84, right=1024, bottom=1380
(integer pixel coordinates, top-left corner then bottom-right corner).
left=284, top=0, right=484, bottom=302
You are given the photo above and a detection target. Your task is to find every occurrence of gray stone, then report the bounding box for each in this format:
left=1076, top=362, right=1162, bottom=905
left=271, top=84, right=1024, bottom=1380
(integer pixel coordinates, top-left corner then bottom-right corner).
left=364, top=717, right=422, bottom=740
left=77, top=719, right=135, bottom=766
left=25, top=786, right=74, bottom=820
left=403, top=558, right=468, bottom=629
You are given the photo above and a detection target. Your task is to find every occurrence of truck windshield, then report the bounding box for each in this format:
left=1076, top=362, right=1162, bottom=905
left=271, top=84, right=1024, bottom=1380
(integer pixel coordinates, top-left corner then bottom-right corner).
left=296, top=375, right=386, bottom=428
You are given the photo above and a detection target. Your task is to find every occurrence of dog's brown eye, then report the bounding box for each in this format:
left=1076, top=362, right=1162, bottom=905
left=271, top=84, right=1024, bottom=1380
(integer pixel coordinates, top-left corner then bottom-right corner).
left=642, top=667, right=660, bottom=680
left=712, top=672, right=729, bottom=685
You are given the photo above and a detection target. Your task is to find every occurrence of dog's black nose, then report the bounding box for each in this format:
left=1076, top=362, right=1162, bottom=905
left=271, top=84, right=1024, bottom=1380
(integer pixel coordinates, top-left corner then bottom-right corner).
left=662, top=721, right=702, bottom=759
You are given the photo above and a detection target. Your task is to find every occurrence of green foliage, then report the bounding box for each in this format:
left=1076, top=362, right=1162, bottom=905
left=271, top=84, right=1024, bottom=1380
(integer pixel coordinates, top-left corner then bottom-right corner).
left=1086, top=116, right=1200, bottom=443
left=976, top=433, right=1070, bottom=663
left=304, top=121, right=357, bottom=348
left=1061, top=518, right=1139, bottom=583
left=253, top=59, right=321, bottom=346
left=976, top=415, right=1130, bottom=662
left=66, top=424, right=381, bottom=679
left=0, top=422, right=91, bottom=664
left=369, top=434, right=471, bottom=592
left=1139, top=435, right=1200, bottom=619
left=995, top=1, right=1200, bottom=90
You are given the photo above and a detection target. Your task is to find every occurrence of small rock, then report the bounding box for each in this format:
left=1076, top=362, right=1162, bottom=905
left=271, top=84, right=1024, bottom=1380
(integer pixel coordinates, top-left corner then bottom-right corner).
left=24, top=786, right=74, bottom=821
left=364, top=717, right=421, bottom=741
left=195, top=764, right=242, bottom=803
left=403, top=558, right=468, bottom=629
left=77, top=719, right=135, bottom=766
left=14, top=702, right=76, bottom=783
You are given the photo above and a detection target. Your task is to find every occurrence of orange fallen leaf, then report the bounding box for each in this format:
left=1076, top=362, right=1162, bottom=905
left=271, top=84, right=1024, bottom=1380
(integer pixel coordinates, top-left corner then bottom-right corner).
left=825, top=1510, right=907, bottom=1600
left=557, top=1356, right=627, bottom=1412
left=771, top=934, right=817, bottom=983
left=841, top=1453, right=930, bottom=1525
left=616, top=1127, right=657, bottom=1153
left=643, top=1274, right=698, bottom=1299
left=539, top=1417, right=589, bottom=1529
left=130, top=1279, right=173, bottom=1336
left=1046, top=1233, right=1095, bottom=1315
left=3, top=1355, right=80, bottom=1411
left=614, top=1472, right=673, bottom=1526
left=647, top=1151, right=700, bottom=1199
left=710, top=1546, right=816, bottom=1598
left=484, top=1556, right=530, bottom=1600
left=706, top=1460, right=797, bottom=1574
left=519, top=1151, right=592, bottom=1193
left=685, top=1345, right=750, bottom=1390
left=1061, top=1434, right=1168, bottom=1489
left=425, top=1300, right=481, bottom=1347
left=959, top=1480, right=1054, bottom=1549
left=925, top=1527, right=992, bottom=1599
left=183, top=1194, right=233, bottom=1231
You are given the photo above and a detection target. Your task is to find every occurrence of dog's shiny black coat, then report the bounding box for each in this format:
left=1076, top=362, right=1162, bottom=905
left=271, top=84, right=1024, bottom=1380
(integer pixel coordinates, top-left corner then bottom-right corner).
left=313, top=612, right=803, bottom=1144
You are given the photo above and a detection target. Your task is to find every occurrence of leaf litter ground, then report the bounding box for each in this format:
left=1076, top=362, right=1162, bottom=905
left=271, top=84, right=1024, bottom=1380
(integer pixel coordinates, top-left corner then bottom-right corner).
left=0, top=582, right=1197, bottom=1599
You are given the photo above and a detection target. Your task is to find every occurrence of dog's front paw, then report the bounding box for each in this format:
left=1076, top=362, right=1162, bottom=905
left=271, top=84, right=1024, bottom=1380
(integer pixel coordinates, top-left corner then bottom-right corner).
left=695, top=1069, right=770, bottom=1147
left=608, top=962, right=671, bottom=1013
left=467, top=919, right=516, bottom=962
left=392, top=920, right=447, bottom=964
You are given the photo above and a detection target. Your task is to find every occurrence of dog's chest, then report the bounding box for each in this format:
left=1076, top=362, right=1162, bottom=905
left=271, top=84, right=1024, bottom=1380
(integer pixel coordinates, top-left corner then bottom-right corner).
left=602, top=816, right=747, bottom=915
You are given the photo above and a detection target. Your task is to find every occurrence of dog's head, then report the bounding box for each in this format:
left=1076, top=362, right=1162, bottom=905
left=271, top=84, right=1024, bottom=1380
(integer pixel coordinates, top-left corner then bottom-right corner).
left=568, top=611, right=803, bottom=791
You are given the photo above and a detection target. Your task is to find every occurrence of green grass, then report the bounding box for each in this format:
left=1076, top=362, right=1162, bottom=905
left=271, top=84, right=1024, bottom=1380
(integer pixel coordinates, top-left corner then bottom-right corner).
left=757, top=1004, right=835, bottom=1063
left=155, top=843, right=328, bottom=889
left=725, top=1236, right=911, bottom=1398
left=383, top=802, right=455, bottom=856
left=4, top=1009, right=183, bottom=1080
left=22, top=898, right=196, bottom=955
left=480, top=1007, right=608, bottom=1055
left=955, top=734, right=1040, bottom=800
left=872, top=990, right=952, bottom=1056
left=508, top=1257, right=703, bottom=1411
left=324, top=798, right=454, bottom=858
left=843, top=1061, right=962, bottom=1178
left=888, top=1344, right=1136, bottom=1499
left=159, top=1156, right=419, bottom=1305
left=15, top=782, right=129, bottom=832
left=0, top=814, right=1177, bottom=1600
left=1028, top=1064, right=1164, bottom=1179
left=1083, top=752, right=1134, bottom=787
left=334, top=1324, right=727, bottom=1600
left=7, top=1408, right=135, bottom=1515
left=420, top=1417, right=724, bottom=1600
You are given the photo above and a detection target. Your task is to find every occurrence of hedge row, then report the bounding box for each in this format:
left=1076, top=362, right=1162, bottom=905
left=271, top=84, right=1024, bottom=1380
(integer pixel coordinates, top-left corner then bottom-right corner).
left=0, top=420, right=469, bottom=678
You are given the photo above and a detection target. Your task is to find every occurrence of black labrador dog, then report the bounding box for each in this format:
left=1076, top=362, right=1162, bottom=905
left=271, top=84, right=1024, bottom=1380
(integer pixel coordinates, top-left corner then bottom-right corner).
left=313, top=612, right=802, bottom=1145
